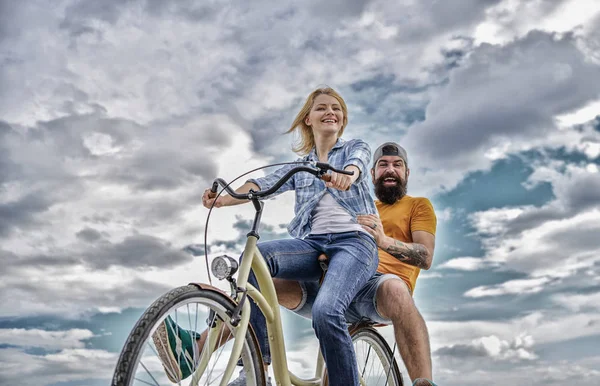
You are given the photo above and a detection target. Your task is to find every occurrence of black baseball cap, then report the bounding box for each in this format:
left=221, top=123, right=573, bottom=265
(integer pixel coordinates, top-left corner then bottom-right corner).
left=372, top=142, right=408, bottom=168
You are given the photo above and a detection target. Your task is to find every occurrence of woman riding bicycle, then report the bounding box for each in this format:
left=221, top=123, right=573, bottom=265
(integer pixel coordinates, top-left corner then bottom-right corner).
left=161, top=86, right=379, bottom=386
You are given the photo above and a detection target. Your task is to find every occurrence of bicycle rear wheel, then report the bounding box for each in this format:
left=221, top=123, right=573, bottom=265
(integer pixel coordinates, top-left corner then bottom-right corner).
left=112, top=284, right=265, bottom=386
left=353, top=327, right=403, bottom=386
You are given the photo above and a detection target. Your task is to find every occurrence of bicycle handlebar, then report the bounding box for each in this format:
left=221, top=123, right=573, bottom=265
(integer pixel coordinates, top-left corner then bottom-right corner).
left=209, top=162, right=354, bottom=200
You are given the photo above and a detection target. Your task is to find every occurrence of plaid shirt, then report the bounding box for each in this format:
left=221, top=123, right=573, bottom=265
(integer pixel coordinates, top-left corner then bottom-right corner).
left=248, top=138, right=377, bottom=239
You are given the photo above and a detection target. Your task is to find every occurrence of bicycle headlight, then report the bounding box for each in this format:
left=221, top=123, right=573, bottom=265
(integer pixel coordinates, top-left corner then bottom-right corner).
left=210, top=255, right=239, bottom=280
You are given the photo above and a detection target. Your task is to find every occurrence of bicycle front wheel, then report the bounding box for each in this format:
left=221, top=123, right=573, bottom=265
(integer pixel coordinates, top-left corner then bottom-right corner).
left=353, top=327, right=403, bottom=386
left=112, top=284, right=266, bottom=386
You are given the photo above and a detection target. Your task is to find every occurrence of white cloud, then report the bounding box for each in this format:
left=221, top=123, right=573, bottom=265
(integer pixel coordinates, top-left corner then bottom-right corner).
left=455, top=162, right=600, bottom=289
left=0, top=327, right=116, bottom=385
left=474, top=0, right=600, bottom=46
left=0, top=328, right=94, bottom=350
left=551, top=291, right=600, bottom=312
left=464, top=276, right=554, bottom=298
left=427, top=310, right=599, bottom=350
left=0, top=347, right=116, bottom=386
left=439, top=257, right=500, bottom=271
left=435, top=333, right=537, bottom=361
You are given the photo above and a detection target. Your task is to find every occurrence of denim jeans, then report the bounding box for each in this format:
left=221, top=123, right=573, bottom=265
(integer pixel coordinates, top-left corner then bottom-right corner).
left=294, top=272, right=410, bottom=324
left=242, top=231, right=378, bottom=386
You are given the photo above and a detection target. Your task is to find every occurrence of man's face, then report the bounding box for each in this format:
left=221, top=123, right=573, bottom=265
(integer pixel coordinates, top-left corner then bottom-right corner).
left=371, top=155, right=409, bottom=204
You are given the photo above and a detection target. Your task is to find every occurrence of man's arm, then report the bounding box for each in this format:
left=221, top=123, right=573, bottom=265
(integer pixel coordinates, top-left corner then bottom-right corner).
left=357, top=214, right=436, bottom=270
left=380, top=231, right=435, bottom=270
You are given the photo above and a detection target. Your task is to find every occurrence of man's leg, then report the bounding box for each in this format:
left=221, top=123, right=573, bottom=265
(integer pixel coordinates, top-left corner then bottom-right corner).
left=273, top=278, right=303, bottom=309
left=376, top=279, right=433, bottom=385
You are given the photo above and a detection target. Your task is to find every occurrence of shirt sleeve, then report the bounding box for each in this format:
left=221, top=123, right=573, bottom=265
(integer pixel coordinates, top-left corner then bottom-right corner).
left=410, top=198, right=437, bottom=235
left=342, top=139, right=371, bottom=183
left=246, top=159, right=304, bottom=199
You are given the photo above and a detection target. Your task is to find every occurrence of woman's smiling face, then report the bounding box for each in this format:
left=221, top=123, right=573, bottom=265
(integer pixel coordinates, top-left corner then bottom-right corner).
left=305, top=93, right=344, bottom=136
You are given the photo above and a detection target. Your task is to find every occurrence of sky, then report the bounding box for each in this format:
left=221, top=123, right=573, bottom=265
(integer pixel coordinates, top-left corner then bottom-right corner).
left=1, top=0, right=600, bottom=385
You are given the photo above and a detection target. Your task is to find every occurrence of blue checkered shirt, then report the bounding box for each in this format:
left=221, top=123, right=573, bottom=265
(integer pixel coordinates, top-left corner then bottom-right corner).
left=248, top=138, right=377, bottom=239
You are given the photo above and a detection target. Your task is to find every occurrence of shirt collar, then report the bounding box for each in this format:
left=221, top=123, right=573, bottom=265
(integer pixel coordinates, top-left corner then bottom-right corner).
left=308, top=137, right=345, bottom=160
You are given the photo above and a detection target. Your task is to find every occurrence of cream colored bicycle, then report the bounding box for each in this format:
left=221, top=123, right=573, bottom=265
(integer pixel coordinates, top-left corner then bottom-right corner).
left=111, top=162, right=403, bottom=386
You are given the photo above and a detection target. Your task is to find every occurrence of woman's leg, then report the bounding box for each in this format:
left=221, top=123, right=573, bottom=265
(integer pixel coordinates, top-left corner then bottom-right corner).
left=243, top=237, right=324, bottom=365
left=311, top=231, right=378, bottom=386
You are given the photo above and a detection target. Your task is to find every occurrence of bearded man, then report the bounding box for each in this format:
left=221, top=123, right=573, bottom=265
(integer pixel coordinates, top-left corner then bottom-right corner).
left=276, top=142, right=438, bottom=386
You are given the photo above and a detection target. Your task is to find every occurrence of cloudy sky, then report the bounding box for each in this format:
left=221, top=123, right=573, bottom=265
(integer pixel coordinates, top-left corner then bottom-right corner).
left=1, top=0, right=600, bottom=384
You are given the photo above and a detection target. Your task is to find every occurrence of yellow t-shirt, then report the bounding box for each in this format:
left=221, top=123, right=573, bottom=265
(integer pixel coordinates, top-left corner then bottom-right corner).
left=376, top=195, right=437, bottom=294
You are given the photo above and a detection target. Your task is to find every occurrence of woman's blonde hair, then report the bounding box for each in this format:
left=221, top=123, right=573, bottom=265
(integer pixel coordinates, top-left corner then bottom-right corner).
left=286, top=87, right=348, bottom=155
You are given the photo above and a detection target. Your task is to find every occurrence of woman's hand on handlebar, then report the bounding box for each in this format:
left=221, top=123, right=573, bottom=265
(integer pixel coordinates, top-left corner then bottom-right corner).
left=202, top=181, right=261, bottom=209
left=202, top=188, right=225, bottom=208
left=325, top=171, right=352, bottom=191
left=324, top=165, right=360, bottom=191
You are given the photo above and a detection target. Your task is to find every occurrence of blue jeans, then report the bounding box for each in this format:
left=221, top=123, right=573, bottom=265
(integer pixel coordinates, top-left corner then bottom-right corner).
left=243, top=231, right=378, bottom=386
left=294, top=272, right=410, bottom=324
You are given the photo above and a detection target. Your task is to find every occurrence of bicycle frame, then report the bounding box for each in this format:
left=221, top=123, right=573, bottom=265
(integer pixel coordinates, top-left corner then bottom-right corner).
left=249, top=235, right=325, bottom=386
left=195, top=166, right=353, bottom=386
left=192, top=233, right=325, bottom=386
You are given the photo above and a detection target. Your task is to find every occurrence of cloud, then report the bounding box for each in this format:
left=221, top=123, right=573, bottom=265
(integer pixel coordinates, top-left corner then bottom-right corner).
left=448, top=160, right=600, bottom=286
left=551, top=291, right=600, bottom=312
left=0, top=193, right=52, bottom=237
left=0, top=326, right=115, bottom=385
left=439, top=257, right=500, bottom=271
left=0, top=347, right=115, bottom=386
left=464, top=276, right=555, bottom=298
left=0, top=328, right=94, bottom=350
left=402, top=31, right=600, bottom=193
left=0, top=269, right=174, bottom=318
left=427, top=310, right=600, bottom=350
left=434, top=333, right=537, bottom=361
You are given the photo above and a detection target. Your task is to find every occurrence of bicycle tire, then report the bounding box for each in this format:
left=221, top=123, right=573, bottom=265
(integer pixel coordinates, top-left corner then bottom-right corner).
left=353, top=327, right=403, bottom=386
left=111, top=284, right=266, bottom=386
left=321, top=326, right=403, bottom=386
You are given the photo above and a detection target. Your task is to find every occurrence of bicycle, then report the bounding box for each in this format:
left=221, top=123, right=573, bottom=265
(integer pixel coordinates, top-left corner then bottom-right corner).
left=111, top=162, right=403, bottom=386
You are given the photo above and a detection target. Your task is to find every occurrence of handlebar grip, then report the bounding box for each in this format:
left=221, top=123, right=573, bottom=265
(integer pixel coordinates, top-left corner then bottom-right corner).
left=320, top=174, right=350, bottom=191
left=208, top=181, right=218, bottom=199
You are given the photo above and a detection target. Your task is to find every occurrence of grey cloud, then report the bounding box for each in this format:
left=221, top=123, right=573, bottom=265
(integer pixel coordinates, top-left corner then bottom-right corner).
left=550, top=223, right=600, bottom=251
left=560, top=172, right=600, bottom=212
left=75, top=227, right=105, bottom=243
left=205, top=216, right=289, bottom=252
left=39, top=113, right=140, bottom=157
left=14, top=112, right=222, bottom=196
left=434, top=343, right=488, bottom=358
left=405, top=31, right=600, bottom=168
left=0, top=121, right=20, bottom=184
left=505, top=166, right=600, bottom=236
left=0, top=193, right=52, bottom=237
left=368, top=0, right=502, bottom=44
left=89, top=234, right=193, bottom=270
left=0, top=0, right=25, bottom=43
left=60, top=0, right=124, bottom=37
left=305, top=0, right=369, bottom=19
left=5, top=234, right=193, bottom=272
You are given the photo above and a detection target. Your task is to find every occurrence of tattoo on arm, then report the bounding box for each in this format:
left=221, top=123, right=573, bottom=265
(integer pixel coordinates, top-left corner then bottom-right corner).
left=384, top=240, right=430, bottom=269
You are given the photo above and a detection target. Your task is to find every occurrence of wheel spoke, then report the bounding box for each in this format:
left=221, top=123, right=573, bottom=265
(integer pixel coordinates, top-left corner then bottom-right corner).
left=352, top=328, right=403, bottom=386
left=138, top=360, right=160, bottom=386
left=112, top=286, right=264, bottom=386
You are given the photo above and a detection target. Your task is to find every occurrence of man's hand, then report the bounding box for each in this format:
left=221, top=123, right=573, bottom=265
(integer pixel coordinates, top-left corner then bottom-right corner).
left=357, top=214, right=386, bottom=245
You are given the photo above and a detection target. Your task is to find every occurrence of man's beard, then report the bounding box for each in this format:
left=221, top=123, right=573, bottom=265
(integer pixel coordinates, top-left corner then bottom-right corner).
left=374, top=172, right=408, bottom=205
